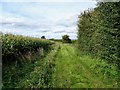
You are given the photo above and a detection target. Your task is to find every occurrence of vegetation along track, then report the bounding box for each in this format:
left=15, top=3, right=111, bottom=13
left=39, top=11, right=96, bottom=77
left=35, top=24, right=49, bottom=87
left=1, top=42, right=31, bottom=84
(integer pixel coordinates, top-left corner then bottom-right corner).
left=3, top=43, right=119, bottom=88
left=51, top=44, right=119, bottom=88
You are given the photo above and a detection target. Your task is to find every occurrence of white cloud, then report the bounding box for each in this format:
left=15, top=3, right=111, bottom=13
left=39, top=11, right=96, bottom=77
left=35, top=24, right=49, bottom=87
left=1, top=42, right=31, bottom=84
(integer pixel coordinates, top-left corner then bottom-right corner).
left=0, top=12, right=28, bottom=23
left=0, top=2, right=96, bottom=39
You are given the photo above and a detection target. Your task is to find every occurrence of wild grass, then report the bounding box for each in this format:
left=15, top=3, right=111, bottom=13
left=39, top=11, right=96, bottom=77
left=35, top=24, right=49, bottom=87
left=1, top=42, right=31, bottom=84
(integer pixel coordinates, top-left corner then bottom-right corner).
left=51, top=44, right=119, bottom=88
left=2, top=43, right=60, bottom=88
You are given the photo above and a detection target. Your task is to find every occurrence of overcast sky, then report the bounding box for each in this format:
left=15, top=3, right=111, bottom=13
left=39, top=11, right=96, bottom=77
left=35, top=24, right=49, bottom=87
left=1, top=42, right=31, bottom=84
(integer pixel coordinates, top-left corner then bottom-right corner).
left=0, top=0, right=97, bottom=39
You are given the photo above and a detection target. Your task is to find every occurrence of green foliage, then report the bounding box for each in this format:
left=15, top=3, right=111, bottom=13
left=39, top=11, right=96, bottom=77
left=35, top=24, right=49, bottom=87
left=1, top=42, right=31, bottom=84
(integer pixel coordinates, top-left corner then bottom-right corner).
left=49, top=39, right=62, bottom=42
left=71, top=40, right=77, bottom=44
left=62, top=35, right=72, bottom=43
left=2, top=43, right=60, bottom=88
left=77, top=2, right=120, bottom=68
left=2, top=34, right=53, bottom=63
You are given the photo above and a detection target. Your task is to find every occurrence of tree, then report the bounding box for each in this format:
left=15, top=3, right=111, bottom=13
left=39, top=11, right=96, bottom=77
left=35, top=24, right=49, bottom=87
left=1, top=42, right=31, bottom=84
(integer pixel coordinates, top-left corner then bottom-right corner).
left=41, top=36, right=46, bottom=39
left=62, top=35, right=71, bottom=43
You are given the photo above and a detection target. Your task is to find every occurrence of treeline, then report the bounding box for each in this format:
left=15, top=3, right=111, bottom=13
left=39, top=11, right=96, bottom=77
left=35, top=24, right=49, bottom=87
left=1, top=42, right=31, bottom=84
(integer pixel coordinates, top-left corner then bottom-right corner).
left=77, top=2, right=120, bottom=68
left=1, top=33, right=53, bottom=63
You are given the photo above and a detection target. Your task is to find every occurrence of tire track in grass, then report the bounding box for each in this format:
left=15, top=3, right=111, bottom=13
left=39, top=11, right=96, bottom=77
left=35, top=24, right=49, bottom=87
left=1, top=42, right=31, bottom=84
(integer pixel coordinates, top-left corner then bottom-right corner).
left=52, top=44, right=106, bottom=88
left=66, top=45, right=105, bottom=88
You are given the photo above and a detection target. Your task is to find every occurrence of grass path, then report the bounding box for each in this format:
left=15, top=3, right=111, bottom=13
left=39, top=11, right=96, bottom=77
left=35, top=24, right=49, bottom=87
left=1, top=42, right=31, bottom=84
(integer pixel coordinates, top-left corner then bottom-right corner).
left=3, top=43, right=118, bottom=88
left=51, top=44, right=118, bottom=88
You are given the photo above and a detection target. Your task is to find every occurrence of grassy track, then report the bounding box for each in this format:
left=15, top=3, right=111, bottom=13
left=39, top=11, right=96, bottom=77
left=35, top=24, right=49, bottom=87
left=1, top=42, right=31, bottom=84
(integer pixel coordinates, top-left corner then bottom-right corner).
left=3, top=43, right=119, bottom=88
left=51, top=44, right=118, bottom=88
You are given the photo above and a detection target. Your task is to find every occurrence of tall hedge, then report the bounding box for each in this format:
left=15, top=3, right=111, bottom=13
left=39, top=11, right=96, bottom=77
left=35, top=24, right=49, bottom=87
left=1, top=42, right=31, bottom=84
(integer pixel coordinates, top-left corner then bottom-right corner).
left=77, top=2, right=120, bottom=68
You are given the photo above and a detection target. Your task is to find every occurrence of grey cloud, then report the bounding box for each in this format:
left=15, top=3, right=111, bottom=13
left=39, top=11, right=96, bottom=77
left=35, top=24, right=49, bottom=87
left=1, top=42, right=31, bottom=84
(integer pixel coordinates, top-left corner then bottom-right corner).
left=53, top=28, right=77, bottom=34
left=0, top=22, right=13, bottom=25
left=37, top=29, right=50, bottom=33
left=1, top=22, right=39, bottom=29
left=53, top=30, right=65, bottom=33
left=1, top=20, right=53, bottom=31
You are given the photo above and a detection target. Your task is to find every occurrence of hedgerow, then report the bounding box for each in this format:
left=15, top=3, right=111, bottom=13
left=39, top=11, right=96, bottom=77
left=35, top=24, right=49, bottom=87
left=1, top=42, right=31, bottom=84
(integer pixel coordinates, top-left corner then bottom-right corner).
left=77, top=2, right=120, bottom=68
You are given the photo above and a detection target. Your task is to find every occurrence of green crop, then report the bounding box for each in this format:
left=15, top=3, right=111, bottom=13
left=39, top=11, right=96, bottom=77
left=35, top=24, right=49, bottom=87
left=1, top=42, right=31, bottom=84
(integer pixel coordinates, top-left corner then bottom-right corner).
left=1, top=33, right=53, bottom=63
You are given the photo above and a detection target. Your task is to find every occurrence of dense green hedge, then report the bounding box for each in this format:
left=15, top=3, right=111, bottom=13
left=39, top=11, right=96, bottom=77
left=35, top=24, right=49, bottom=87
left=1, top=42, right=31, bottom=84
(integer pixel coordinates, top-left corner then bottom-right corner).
left=77, top=2, right=120, bottom=68
left=1, top=34, right=53, bottom=63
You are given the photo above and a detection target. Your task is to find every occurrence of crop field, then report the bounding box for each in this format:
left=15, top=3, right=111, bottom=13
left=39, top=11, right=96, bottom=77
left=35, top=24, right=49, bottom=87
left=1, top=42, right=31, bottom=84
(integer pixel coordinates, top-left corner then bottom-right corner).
left=1, top=34, right=53, bottom=63
left=1, top=33, right=55, bottom=88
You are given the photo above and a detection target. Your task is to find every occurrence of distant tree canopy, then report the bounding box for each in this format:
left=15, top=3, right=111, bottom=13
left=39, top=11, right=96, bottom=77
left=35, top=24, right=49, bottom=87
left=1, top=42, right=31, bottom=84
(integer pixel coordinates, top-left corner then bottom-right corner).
left=62, top=35, right=71, bottom=43
left=41, top=36, right=46, bottom=39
